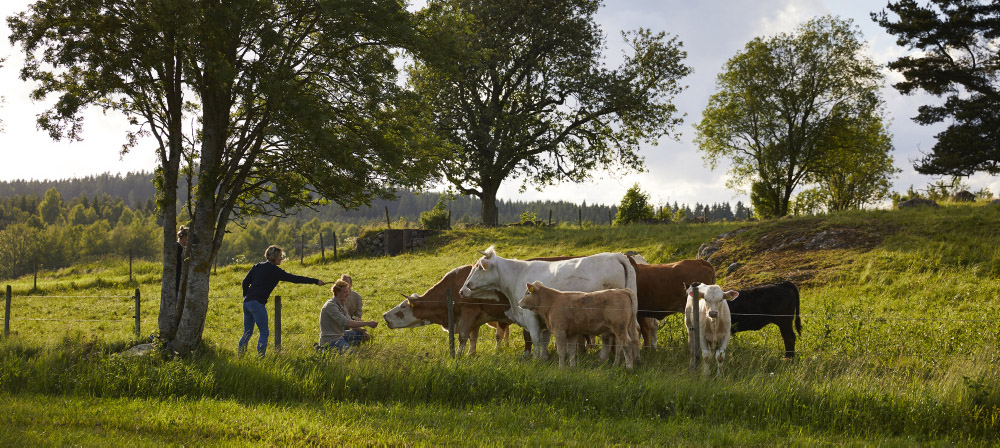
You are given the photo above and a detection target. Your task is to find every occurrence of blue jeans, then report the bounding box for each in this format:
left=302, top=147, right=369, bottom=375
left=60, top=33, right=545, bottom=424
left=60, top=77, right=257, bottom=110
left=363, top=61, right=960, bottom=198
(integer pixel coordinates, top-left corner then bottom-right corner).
left=239, top=300, right=269, bottom=356
left=323, top=330, right=367, bottom=353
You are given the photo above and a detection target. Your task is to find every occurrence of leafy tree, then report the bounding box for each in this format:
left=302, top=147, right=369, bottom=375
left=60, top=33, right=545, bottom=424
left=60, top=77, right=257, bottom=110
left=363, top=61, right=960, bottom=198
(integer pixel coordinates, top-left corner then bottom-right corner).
left=873, top=0, right=1000, bottom=176
left=10, top=0, right=439, bottom=354
left=695, top=16, right=888, bottom=218
left=812, top=114, right=899, bottom=211
left=419, top=196, right=451, bottom=230
left=0, top=223, right=40, bottom=279
left=613, top=184, right=654, bottom=225
left=37, top=188, right=63, bottom=225
left=409, top=0, right=691, bottom=226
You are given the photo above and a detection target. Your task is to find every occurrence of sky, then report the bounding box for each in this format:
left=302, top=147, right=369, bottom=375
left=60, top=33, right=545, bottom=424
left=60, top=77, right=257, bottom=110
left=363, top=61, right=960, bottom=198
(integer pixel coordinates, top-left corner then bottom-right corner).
left=0, top=0, right=997, bottom=209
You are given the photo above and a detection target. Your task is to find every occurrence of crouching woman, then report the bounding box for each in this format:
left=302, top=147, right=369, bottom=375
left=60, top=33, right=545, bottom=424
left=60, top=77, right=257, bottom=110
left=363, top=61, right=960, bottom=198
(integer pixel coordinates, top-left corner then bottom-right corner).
left=319, top=280, right=378, bottom=352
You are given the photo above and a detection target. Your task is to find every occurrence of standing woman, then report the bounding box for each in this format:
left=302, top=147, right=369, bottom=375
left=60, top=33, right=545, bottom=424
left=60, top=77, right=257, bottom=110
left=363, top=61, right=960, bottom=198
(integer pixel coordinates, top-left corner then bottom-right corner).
left=240, top=245, right=326, bottom=356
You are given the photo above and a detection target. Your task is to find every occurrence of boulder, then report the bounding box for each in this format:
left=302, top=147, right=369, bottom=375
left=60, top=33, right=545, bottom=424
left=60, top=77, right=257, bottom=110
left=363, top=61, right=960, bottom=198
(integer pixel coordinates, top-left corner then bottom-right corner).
left=952, top=190, right=976, bottom=202
left=897, top=198, right=939, bottom=209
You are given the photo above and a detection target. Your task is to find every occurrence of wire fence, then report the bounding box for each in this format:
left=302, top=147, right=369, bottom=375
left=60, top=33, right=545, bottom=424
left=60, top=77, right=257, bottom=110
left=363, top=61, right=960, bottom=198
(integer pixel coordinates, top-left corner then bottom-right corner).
left=3, top=286, right=997, bottom=362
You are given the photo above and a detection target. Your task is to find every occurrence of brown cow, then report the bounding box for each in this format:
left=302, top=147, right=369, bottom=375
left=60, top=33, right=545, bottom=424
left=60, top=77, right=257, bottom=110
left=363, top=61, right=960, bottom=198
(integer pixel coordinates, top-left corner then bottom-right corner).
left=383, top=264, right=530, bottom=356
left=519, top=281, right=637, bottom=369
left=630, top=258, right=716, bottom=349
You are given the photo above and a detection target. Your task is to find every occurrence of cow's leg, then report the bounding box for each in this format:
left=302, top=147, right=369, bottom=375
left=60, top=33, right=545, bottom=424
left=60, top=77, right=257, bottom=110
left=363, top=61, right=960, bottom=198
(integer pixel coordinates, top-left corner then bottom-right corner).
left=494, top=322, right=510, bottom=349
left=566, top=334, right=578, bottom=367
left=629, top=318, right=642, bottom=362
left=553, top=330, right=569, bottom=368
left=638, top=317, right=658, bottom=350
left=700, top=338, right=713, bottom=376
left=778, top=321, right=796, bottom=358
left=715, top=334, right=731, bottom=377
left=522, top=328, right=533, bottom=357
left=599, top=333, right=612, bottom=363
left=469, top=325, right=480, bottom=356
left=619, top=328, right=634, bottom=370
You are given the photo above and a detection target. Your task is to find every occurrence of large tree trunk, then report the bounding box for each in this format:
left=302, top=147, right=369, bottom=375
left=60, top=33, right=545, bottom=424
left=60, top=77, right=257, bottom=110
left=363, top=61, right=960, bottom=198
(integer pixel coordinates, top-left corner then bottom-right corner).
left=480, top=180, right=501, bottom=227
left=156, top=46, right=186, bottom=343
left=167, top=48, right=233, bottom=354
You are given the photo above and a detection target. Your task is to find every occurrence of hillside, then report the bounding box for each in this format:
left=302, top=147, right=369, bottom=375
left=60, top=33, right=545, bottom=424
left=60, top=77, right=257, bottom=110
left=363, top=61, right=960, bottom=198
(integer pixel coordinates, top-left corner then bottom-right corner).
left=0, top=202, right=998, bottom=444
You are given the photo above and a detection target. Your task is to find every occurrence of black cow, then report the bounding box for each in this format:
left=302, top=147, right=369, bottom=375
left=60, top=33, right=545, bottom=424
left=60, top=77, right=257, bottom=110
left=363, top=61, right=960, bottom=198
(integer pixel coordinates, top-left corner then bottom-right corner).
left=728, top=281, right=801, bottom=358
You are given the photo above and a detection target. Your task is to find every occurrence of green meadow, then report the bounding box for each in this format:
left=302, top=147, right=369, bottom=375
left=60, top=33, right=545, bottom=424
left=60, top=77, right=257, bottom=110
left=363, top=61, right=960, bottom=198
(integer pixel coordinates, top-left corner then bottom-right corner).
left=1, top=205, right=998, bottom=445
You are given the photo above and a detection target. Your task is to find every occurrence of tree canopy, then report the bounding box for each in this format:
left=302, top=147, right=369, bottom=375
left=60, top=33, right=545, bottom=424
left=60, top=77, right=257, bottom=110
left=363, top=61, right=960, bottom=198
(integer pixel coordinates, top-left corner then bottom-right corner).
left=873, top=0, right=1000, bottom=177
left=695, top=16, right=893, bottom=218
left=9, top=0, right=440, bottom=354
left=408, top=0, right=691, bottom=226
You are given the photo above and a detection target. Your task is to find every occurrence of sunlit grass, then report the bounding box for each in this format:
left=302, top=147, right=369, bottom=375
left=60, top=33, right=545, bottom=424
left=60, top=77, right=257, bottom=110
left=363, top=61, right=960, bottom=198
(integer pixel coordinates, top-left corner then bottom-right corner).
left=1, top=203, right=999, bottom=443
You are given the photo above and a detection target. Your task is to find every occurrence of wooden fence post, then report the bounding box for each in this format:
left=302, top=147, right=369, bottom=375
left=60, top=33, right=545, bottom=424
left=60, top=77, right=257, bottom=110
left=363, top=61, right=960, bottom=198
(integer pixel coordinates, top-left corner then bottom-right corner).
left=134, top=288, right=141, bottom=339
left=320, top=232, right=325, bottom=263
left=4, top=285, right=10, bottom=338
left=548, top=210, right=552, bottom=226
left=385, top=206, right=392, bottom=230
left=578, top=208, right=582, bottom=228
left=300, top=234, right=304, bottom=265
left=608, top=210, right=613, bottom=226
left=447, top=288, right=455, bottom=358
left=33, top=260, right=38, bottom=291
left=333, top=232, right=338, bottom=260
left=689, top=285, right=701, bottom=372
left=129, top=249, right=133, bottom=283
left=275, top=296, right=282, bottom=351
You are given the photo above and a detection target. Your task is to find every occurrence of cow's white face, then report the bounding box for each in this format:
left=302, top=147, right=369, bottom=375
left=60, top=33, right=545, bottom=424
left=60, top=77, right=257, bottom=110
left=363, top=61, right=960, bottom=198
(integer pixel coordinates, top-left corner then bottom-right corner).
left=688, top=284, right=738, bottom=320
left=383, top=294, right=431, bottom=329
left=460, top=248, right=501, bottom=298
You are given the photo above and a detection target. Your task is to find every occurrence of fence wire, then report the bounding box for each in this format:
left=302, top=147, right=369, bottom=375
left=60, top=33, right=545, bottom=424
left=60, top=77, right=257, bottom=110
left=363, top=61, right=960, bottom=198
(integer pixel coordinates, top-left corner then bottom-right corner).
left=4, top=290, right=997, bottom=362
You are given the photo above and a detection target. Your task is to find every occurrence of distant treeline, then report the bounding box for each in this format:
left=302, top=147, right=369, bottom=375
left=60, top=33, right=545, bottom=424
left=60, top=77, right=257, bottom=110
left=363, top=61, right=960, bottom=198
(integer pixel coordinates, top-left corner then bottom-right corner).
left=0, top=172, right=751, bottom=225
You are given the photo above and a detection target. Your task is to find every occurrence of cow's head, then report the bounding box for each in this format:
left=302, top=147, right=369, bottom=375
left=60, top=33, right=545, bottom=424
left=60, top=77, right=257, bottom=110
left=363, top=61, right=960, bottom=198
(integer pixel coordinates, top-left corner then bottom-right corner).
left=459, top=245, right=501, bottom=298
left=382, top=294, right=432, bottom=329
left=518, top=281, right=546, bottom=310
left=687, top=283, right=738, bottom=320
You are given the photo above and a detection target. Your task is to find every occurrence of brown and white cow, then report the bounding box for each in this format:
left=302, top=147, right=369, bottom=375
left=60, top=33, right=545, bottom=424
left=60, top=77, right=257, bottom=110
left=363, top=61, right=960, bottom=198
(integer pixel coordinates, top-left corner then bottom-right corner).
left=383, top=265, right=530, bottom=356
left=519, top=281, right=637, bottom=369
left=629, top=258, right=716, bottom=349
left=685, top=282, right=738, bottom=376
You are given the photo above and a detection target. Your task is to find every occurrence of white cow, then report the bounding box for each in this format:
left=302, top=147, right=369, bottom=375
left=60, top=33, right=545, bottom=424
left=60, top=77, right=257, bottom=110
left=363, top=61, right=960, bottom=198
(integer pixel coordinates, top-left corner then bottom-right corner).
left=685, top=282, right=739, bottom=376
left=459, top=245, right=638, bottom=360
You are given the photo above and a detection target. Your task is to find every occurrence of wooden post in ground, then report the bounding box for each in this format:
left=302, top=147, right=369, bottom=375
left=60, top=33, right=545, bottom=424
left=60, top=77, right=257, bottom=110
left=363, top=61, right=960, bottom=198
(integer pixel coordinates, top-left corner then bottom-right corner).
left=385, top=206, right=391, bottom=230
left=320, top=232, right=325, bottom=263
left=548, top=210, right=552, bottom=226
left=274, top=296, right=282, bottom=351
left=300, top=233, right=304, bottom=265
left=134, top=288, right=141, bottom=339
left=608, top=210, right=613, bottom=226
left=4, top=285, right=10, bottom=338
left=33, top=260, right=37, bottom=290
left=129, top=249, right=133, bottom=283
left=333, top=232, right=338, bottom=260
left=578, top=208, right=582, bottom=228
left=688, top=284, right=701, bottom=372
left=447, top=288, right=455, bottom=358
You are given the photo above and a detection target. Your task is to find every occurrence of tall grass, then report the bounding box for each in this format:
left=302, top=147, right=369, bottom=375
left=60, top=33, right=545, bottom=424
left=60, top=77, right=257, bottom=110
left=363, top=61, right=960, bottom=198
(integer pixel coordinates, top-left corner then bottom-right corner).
left=1, top=204, right=999, bottom=443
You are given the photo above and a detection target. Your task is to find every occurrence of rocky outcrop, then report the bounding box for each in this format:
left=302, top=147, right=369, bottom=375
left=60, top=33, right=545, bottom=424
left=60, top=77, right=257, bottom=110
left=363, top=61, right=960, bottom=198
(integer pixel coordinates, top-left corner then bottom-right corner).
left=354, top=229, right=441, bottom=257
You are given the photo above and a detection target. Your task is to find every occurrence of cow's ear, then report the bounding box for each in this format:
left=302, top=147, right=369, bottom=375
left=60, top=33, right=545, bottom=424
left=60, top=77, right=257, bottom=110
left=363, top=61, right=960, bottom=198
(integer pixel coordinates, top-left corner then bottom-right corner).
left=526, top=282, right=534, bottom=293
left=481, top=260, right=489, bottom=270
left=724, top=290, right=739, bottom=301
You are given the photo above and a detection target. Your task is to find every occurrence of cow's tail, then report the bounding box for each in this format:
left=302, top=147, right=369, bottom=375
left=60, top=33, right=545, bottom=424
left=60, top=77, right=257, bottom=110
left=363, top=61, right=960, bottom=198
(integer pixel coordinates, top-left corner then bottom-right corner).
left=789, top=281, right=802, bottom=335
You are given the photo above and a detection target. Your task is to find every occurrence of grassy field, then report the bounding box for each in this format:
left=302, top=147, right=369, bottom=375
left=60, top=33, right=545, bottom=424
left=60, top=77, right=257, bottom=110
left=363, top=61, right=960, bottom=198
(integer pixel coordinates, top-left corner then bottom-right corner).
left=1, top=205, right=999, bottom=445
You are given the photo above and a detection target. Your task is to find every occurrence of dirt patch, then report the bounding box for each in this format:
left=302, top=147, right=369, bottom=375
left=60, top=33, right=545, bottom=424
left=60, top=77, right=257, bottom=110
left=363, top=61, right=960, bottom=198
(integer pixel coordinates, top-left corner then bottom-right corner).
left=699, top=218, right=894, bottom=287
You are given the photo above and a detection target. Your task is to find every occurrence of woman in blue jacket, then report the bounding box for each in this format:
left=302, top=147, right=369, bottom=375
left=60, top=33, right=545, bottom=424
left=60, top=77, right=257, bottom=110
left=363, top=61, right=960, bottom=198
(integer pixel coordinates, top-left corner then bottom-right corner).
left=240, top=245, right=326, bottom=356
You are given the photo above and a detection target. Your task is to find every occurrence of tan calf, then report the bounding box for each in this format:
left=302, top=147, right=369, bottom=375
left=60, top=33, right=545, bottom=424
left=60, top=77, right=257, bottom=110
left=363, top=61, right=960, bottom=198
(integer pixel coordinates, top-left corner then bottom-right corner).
left=518, top=281, right=637, bottom=369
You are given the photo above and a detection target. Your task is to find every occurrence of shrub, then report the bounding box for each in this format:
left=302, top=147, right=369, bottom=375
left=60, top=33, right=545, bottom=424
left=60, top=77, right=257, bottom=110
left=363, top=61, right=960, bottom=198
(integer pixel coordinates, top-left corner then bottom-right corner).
left=420, top=197, right=451, bottom=230
left=613, top=184, right=654, bottom=225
